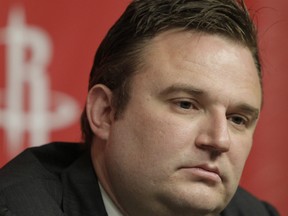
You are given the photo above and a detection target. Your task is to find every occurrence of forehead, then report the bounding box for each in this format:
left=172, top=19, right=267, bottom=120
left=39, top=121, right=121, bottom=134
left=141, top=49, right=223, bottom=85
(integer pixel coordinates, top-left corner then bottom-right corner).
left=143, top=30, right=254, bottom=71
left=132, top=30, right=262, bottom=108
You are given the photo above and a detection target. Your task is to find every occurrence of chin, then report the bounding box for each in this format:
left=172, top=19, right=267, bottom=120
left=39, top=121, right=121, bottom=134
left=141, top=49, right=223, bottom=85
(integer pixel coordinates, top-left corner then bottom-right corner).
left=157, top=184, right=228, bottom=216
left=183, top=196, right=225, bottom=215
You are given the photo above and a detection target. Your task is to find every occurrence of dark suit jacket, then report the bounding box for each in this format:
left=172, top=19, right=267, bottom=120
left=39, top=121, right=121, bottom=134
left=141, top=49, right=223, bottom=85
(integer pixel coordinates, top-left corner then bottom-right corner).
left=0, top=142, right=279, bottom=216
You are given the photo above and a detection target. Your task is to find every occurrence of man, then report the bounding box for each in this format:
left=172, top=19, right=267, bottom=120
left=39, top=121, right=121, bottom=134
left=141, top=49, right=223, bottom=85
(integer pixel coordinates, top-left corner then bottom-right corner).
left=0, top=0, right=280, bottom=215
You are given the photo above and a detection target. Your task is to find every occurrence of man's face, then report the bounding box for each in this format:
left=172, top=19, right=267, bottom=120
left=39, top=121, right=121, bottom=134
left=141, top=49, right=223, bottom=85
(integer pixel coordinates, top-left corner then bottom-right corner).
left=96, top=30, right=262, bottom=216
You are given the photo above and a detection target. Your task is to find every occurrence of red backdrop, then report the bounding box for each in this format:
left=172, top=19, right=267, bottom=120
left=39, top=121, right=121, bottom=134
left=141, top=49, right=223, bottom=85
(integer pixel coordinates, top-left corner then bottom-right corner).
left=0, top=0, right=287, bottom=215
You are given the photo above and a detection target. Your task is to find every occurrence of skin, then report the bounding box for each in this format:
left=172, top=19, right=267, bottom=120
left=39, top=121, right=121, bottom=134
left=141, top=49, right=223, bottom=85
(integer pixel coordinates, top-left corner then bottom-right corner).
left=87, top=30, right=262, bottom=216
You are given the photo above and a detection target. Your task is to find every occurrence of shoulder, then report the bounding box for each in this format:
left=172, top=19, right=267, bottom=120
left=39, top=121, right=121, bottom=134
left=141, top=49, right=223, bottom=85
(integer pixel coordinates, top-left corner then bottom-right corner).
left=221, top=187, right=279, bottom=216
left=0, top=142, right=86, bottom=186
left=0, top=142, right=87, bottom=216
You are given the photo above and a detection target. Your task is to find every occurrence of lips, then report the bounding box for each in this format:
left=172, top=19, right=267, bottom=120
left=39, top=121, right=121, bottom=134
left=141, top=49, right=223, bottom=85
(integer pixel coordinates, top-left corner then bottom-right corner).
left=195, top=164, right=220, bottom=176
left=180, top=164, right=223, bottom=183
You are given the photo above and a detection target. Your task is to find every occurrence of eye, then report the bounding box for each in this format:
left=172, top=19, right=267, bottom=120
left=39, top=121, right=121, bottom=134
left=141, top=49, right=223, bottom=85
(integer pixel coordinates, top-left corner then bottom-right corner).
left=178, top=101, right=194, bottom=109
left=168, top=98, right=200, bottom=114
left=227, top=115, right=248, bottom=126
left=172, top=99, right=199, bottom=111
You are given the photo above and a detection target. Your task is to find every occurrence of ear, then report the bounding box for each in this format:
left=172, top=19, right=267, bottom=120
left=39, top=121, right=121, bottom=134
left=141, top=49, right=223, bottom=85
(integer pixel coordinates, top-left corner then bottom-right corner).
left=86, top=84, right=114, bottom=140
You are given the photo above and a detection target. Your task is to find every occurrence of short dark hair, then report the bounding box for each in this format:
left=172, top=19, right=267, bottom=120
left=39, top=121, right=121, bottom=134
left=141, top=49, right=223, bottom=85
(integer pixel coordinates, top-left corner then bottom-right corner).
left=81, top=0, right=260, bottom=144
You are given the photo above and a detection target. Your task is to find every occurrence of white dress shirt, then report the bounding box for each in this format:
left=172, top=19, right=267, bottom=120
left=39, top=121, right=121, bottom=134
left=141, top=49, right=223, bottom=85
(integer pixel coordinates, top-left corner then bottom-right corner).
left=99, top=183, right=124, bottom=216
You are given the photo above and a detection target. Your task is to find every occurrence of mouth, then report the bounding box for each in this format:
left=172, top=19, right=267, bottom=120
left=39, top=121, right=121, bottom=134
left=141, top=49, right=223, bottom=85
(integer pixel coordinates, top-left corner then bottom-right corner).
left=180, top=164, right=222, bottom=183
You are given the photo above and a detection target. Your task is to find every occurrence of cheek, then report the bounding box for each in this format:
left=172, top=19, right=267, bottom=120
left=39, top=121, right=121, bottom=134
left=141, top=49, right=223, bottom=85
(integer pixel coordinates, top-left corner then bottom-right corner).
left=229, top=135, right=253, bottom=178
left=132, top=112, right=197, bottom=156
left=108, top=111, right=196, bottom=172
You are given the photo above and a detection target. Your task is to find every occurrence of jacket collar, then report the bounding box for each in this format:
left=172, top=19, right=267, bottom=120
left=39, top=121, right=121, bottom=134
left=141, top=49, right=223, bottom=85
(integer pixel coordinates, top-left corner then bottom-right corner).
left=61, top=151, right=107, bottom=216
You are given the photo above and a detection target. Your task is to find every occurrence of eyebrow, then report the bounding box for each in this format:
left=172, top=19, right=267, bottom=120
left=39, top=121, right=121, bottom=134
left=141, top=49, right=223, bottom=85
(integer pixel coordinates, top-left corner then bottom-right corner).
left=236, top=104, right=260, bottom=120
left=158, top=84, right=204, bottom=97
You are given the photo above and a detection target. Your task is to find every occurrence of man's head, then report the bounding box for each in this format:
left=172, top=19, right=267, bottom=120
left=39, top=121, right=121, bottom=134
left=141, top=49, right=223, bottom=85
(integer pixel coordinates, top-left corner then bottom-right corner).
left=81, top=0, right=260, bottom=145
left=83, top=0, right=262, bottom=215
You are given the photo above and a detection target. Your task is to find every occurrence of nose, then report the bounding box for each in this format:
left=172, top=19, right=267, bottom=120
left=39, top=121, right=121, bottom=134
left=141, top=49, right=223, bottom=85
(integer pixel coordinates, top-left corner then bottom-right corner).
left=195, top=112, right=231, bottom=154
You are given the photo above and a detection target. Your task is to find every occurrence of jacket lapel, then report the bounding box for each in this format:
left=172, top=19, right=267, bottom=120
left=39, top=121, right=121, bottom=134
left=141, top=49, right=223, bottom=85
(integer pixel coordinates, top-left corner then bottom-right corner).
left=62, top=151, right=107, bottom=216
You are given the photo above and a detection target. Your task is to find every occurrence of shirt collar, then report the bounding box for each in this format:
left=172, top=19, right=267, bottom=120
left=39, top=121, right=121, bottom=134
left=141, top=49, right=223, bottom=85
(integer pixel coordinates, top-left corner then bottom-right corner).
left=99, top=183, right=124, bottom=216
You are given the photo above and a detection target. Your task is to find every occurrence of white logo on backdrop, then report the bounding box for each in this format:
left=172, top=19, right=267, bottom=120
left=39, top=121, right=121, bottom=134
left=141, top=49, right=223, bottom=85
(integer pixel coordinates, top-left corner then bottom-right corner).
left=0, top=7, right=80, bottom=156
